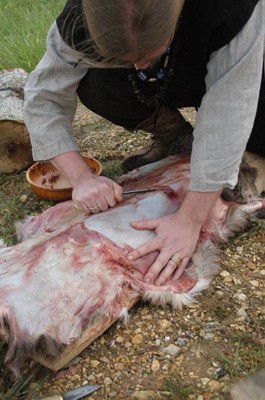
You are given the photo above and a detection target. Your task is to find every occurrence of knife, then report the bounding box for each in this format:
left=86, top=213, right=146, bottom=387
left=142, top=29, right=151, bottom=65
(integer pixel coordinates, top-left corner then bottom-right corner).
left=122, top=188, right=157, bottom=197
left=37, top=384, right=101, bottom=400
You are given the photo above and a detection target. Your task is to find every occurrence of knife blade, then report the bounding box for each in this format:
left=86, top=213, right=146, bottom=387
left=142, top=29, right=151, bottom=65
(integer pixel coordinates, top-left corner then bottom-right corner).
left=122, top=188, right=157, bottom=197
left=63, top=384, right=101, bottom=400
left=37, top=384, right=101, bottom=400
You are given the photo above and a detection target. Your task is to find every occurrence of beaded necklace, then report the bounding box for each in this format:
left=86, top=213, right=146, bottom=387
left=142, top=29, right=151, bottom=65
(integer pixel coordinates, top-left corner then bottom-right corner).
left=128, top=44, right=175, bottom=108
left=134, top=45, right=171, bottom=82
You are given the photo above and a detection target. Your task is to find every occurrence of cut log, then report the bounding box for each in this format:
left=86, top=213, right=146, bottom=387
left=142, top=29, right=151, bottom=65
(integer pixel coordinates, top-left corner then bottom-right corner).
left=0, top=68, right=33, bottom=173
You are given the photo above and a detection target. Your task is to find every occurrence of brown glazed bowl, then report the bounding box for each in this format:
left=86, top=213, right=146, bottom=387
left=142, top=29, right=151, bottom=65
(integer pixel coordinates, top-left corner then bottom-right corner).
left=26, top=154, right=102, bottom=202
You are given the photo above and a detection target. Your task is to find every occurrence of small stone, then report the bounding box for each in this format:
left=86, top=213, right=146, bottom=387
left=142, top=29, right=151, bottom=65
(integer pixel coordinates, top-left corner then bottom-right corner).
left=220, top=270, right=230, bottom=278
left=90, top=360, right=100, bottom=368
left=201, top=378, right=210, bottom=386
left=114, top=363, right=124, bottom=371
left=236, top=246, right=243, bottom=255
left=104, top=377, right=113, bottom=385
left=177, top=338, right=188, bottom=346
left=247, top=261, right=256, bottom=269
left=232, top=277, right=241, bottom=285
left=132, top=334, right=143, bottom=345
left=204, top=333, right=214, bottom=340
left=208, top=380, right=222, bottom=391
left=100, top=356, right=110, bottom=363
left=237, top=308, right=248, bottom=319
left=211, top=362, right=219, bottom=367
left=233, top=290, right=248, bottom=302
left=131, top=390, right=156, bottom=399
left=151, top=358, right=160, bottom=372
left=161, top=344, right=181, bottom=356
left=158, top=319, right=172, bottom=329
left=216, top=290, right=224, bottom=297
left=250, top=280, right=259, bottom=287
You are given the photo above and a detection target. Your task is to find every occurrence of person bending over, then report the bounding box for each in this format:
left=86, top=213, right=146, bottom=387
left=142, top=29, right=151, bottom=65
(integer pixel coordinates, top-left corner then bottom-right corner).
left=24, top=0, right=265, bottom=285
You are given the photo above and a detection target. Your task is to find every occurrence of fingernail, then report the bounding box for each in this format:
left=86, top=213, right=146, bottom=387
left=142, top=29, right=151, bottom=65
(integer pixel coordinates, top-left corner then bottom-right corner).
left=127, top=254, right=133, bottom=260
left=144, top=277, right=151, bottom=283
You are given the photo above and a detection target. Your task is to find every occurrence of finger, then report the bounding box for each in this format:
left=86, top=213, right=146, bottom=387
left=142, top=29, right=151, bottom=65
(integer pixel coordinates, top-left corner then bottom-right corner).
left=112, top=183, right=123, bottom=202
left=87, top=203, right=100, bottom=214
left=130, top=218, right=159, bottom=231
left=103, top=192, right=117, bottom=208
left=90, top=197, right=108, bottom=211
left=155, top=258, right=181, bottom=286
left=172, top=257, right=190, bottom=280
left=143, top=252, right=171, bottom=284
left=100, top=184, right=120, bottom=208
left=127, top=239, right=160, bottom=261
left=78, top=203, right=90, bottom=215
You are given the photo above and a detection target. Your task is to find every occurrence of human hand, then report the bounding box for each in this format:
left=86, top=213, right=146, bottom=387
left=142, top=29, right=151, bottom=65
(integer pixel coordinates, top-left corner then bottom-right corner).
left=127, top=211, right=202, bottom=285
left=72, top=173, right=123, bottom=214
left=50, top=151, right=123, bottom=213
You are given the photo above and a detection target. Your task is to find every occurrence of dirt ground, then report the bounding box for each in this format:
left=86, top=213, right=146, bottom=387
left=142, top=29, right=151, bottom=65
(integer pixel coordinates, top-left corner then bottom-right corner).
left=1, top=105, right=264, bottom=400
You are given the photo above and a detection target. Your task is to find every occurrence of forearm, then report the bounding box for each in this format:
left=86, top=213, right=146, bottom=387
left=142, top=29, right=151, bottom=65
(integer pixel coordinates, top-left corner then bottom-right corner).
left=179, top=189, right=222, bottom=228
left=50, top=151, right=94, bottom=186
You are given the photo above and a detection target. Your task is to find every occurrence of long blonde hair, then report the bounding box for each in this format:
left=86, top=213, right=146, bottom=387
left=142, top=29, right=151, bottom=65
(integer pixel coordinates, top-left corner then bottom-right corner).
left=80, top=0, right=184, bottom=67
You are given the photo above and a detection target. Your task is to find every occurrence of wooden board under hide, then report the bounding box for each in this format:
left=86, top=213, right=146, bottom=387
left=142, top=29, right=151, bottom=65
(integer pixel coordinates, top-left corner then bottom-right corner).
left=34, top=296, right=140, bottom=371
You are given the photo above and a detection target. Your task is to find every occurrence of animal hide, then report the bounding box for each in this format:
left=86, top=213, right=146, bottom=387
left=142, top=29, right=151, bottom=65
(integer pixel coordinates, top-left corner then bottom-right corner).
left=0, top=153, right=264, bottom=375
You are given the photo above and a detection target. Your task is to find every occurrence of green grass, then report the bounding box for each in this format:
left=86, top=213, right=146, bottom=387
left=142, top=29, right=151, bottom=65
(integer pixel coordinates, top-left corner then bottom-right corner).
left=0, top=172, right=53, bottom=246
left=219, top=334, right=265, bottom=380
left=0, top=0, right=65, bottom=71
left=162, top=376, right=194, bottom=400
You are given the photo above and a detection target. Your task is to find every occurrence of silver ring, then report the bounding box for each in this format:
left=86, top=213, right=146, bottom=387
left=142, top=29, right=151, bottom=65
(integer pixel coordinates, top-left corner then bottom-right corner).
left=88, top=204, right=98, bottom=212
left=74, top=203, right=80, bottom=211
left=169, top=254, right=182, bottom=266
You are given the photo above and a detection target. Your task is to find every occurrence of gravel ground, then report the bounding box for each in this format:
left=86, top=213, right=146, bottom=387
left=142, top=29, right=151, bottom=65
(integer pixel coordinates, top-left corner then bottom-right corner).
left=2, top=105, right=264, bottom=400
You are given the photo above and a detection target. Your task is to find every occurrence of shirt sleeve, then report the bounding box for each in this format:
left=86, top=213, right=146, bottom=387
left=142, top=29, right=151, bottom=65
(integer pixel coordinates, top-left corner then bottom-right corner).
left=189, top=0, right=265, bottom=192
left=23, top=22, right=89, bottom=161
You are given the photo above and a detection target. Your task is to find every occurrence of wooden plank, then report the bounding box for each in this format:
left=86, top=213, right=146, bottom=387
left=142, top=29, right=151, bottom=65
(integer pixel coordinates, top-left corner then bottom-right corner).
left=34, top=295, right=140, bottom=371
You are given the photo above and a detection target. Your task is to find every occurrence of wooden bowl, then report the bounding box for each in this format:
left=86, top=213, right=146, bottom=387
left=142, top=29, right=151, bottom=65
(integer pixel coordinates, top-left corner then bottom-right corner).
left=26, top=155, right=102, bottom=202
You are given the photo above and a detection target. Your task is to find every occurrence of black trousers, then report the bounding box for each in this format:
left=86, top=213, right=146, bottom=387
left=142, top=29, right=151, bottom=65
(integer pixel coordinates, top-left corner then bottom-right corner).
left=77, top=68, right=265, bottom=157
